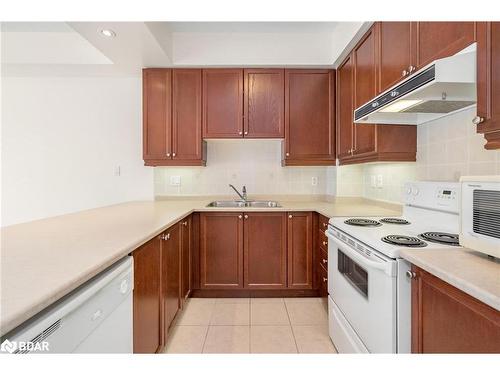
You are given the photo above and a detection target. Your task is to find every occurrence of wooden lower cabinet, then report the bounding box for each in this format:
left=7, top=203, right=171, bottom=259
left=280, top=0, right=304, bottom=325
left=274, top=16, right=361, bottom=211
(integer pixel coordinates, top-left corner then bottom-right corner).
left=161, top=223, right=181, bottom=341
left=180, top=216, right=192, bottom=305
left=244, top=212, right=287, bottom=288
left=200, top=212, right=244, bottom=289
left=132, top=236, right=162, bottom=354
left=287, top=212, right=313, bottom=289
left=411, top=266, right=500, bottom=353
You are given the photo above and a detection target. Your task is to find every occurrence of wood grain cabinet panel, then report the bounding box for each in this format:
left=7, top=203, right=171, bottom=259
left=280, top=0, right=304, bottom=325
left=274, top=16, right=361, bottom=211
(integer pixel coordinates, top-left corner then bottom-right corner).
left=180, top=215, right=192, bottom=304
left=132, top=237, right=162, bottom=353
left=411, top=266, right=500, bottom=353
left=200, top=212, right=244, bottom=289
left=287, top=212, right=313, bottom=289
left=336, top=55, right=355, bottom=161
left=283, top=69, right=335, bottom=166
left=476, top=22, right=500, bottom=149
left=202, top=69, right=244, bottom=138
left=412, top=22, right=476, bottom=70
left=244, top=69, right=285, bottom=138
left=378, top=22, right=413, bottom=93
left=243, top=212, right=287, bottom=289
left=353, top=27, right=377, bottom=156
left=172, top=69, right=205, bottom=162
left=143, top=69, right=171, bottom=162
left=161, top=223, right=181, bottom=340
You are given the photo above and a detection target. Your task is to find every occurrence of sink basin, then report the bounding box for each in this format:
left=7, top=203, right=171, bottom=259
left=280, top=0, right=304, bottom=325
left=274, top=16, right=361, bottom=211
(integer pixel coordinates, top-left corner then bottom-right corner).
left=206, top=200, right=281, bottom=208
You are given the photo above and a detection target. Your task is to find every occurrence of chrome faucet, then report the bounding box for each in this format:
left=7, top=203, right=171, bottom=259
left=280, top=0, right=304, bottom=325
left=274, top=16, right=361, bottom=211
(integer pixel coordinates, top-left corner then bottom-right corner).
left=229, top=184, right=247, bottom=201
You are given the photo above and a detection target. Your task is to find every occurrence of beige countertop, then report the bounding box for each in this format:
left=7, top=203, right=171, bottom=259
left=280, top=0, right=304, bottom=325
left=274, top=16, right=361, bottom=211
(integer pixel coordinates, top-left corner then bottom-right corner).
left=0, top=196, right=401, bottom=335
left=400, top=248, right=500, bottom=311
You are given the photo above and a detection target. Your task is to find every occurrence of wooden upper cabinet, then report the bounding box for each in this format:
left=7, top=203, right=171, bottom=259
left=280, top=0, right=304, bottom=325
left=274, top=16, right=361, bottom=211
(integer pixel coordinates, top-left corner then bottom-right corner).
left=200, top=212, right=244, bottom=289
left=143, top=69, right=171, bottom=162
left=243, top=212, right=287, bottom=289
left=287, top=212, right=313, bottom=289
left=412, top=22, right=476, bottom=70
left=378, top=22, right=413, bottom=93
left=172, top=69, right=205, bottom=163
left=411, top=266, right=500, bottom=353
left=161, top=223, right=181, bottom=340
left=476, top=22, right=500, bottom=149
left=283, top=69, right=335, bottom=166
left=244, top=69, right=285, bottom=138
left=202, top=69, right=244, bottom=138
left=133, top=237, right=162, bottom=354
left=336, top=55, right=355, bottom=161
left=353, top=27, right=377, bottom=156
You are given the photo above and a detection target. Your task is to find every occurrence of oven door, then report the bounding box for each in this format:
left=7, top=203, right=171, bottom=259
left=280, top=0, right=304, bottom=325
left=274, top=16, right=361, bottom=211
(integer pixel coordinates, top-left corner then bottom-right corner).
left=326, top=231, right=397, bottom=353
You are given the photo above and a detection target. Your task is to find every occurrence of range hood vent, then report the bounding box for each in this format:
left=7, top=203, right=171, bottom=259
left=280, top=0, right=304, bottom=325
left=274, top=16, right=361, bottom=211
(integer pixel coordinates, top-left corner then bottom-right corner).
left=354, top=44, right=477, bottom=125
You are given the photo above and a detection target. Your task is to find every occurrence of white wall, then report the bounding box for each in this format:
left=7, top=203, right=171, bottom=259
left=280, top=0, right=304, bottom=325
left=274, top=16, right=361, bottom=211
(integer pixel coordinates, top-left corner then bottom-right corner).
left=155, top=140, right=334, bottom=197
left=1, top=76, right=153, bottom=226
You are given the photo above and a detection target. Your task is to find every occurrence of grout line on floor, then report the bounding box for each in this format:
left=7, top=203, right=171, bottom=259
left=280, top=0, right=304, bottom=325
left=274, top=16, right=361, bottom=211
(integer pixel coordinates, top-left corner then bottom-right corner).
left=200, top=325, right=211, bottom=353
left=283, top=300, right=300, bottom=353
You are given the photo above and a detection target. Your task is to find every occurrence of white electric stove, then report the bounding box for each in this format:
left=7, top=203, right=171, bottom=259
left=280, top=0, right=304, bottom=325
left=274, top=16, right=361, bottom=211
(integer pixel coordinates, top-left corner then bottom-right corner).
left=326, top=181, right=461, bottom=354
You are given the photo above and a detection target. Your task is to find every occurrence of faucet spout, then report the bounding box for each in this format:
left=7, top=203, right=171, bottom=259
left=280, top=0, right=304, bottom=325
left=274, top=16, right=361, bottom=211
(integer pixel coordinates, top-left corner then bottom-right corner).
left=229, top=184, right=247, bottom=201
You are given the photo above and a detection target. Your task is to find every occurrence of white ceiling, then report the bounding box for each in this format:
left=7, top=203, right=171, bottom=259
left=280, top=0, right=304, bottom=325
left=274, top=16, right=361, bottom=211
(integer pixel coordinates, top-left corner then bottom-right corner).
left=1, top=21, right=365, bottom=76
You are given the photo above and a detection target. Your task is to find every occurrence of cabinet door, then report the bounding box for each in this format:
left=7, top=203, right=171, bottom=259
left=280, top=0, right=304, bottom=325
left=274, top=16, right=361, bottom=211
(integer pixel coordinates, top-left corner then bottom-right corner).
left=200, top=212, right=244, bottom=289
left=353, top=27, right=377, bottom=156
left=287, top=212, right=313, bottom=289
left=180, top=216, right=191, bottom=303
left=143, top=69, right=171, bottom=161
left=412, top=22, right=476, bottom=70
left=133, top=237, right=161, bottom=353
left=172, top=69, right=203, bottom=161
left=378, top=22, right=413, bottom=93
left=336, top=55, right=354, bottom=161
left=202, top=69, right=244, bottom=138
left=243, top=212, right=287, bottom=289
left=284, top=70, right=335, bottom=165
left=411, top=267, right=500, bottom=353
left=476, top=22, right=500, bottom=149
left=244, top=69, right=284, bottom=138
left=161, top=223, right=181, bottom=339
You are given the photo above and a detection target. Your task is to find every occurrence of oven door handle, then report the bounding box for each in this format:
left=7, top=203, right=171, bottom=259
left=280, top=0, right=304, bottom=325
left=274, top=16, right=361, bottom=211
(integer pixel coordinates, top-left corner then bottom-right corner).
left=326, top=231, right=396, bottom=277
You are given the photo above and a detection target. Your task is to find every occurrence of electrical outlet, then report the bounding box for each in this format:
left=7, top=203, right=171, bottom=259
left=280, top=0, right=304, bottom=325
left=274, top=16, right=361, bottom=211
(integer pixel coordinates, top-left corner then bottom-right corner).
left=114, top=166, right=121, bottom=177
left=370, top=175, right=376, bottom=188
left=311, top=176, right=318, bottom=186
left=170, top=176, right=181, bottom=186
left=377, top=174, right=383, bottom=188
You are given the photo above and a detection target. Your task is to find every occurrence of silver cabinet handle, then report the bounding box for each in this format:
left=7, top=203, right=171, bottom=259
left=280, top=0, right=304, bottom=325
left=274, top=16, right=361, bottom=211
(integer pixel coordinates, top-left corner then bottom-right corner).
left=172, top=152, right=176, bottom=157
left=322, top=277, right=327, bottom=283
left=402, top=70, right=408, bottom=77
left=166, top=152, right=171, bottom=157
left=285, top=152, right=290, bottom=157
left=244, top=131, right=248, bottom=135
left=322, top=222, right=327, bottom=228
left=322, top=259, right=327, bottom=264
left=322, top=241, right=327, bottom=246
left=238, top=131, right=243, bottom=135
left=238, top=215, right=242, bottom=219
left=288, top=214, right=293, bottom=219
left=182, top=221, right=188, bottom=226
left=161, top=233, right=170, bottom=240
left=406, top=270, right=417, bottom=279
left=408, top=65, right=416, bottom=73
left=472, top=116, right=484, bottom=125
left=244, top=214, right=248, bottom=219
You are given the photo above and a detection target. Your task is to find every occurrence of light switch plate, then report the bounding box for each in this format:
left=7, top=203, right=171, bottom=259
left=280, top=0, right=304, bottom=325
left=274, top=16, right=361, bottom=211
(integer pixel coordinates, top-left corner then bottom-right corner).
left=311, top=177, right=318, bottom=186
left=170, top=176, right=181, bottom=186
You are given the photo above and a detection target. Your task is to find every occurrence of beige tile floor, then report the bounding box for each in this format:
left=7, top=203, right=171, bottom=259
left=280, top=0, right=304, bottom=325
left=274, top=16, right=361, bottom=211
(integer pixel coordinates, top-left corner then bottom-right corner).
left=164, top=297, right=337, bottom=354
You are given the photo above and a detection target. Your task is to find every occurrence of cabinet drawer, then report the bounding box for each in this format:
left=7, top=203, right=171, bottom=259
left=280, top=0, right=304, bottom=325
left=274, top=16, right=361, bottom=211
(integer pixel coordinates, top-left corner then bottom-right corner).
left=319, top=229, right=328, bottom=251
left=318, top=262, right=328, bottom=297
left=319, top=247, right=328, bottom=270
left=319, top=214, right=329, bottom=232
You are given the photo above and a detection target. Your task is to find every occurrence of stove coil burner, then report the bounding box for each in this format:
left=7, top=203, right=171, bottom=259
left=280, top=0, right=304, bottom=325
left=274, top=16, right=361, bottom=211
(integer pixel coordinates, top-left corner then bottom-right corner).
left=379, top=218, right=411, bottom=225
left=418, top=232, right=460, bottom=246
left=381, top=235, right=428, bottom=247
left=344, top=218, right=381, bottom=227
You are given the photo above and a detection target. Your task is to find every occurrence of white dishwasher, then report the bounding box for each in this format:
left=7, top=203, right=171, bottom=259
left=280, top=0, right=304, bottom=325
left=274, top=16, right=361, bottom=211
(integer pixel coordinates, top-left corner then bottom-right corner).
left=2, top=257, right=133, bottom=354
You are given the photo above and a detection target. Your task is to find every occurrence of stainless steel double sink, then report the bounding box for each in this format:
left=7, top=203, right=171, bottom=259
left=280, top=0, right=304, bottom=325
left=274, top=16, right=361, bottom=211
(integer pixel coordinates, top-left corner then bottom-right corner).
left=206, top=200, right=281, bottom=208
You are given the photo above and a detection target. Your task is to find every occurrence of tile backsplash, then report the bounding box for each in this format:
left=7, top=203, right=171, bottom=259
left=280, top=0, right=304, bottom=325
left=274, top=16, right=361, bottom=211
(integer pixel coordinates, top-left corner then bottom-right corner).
left=154, top=140, right=335, bottom=197
left=155, top=108, right=499, bottom=204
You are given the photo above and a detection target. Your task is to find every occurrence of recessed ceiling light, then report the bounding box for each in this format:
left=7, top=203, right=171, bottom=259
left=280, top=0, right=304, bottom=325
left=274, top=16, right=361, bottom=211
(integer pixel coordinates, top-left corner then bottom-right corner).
left=100, top=29, right=116, bottom=38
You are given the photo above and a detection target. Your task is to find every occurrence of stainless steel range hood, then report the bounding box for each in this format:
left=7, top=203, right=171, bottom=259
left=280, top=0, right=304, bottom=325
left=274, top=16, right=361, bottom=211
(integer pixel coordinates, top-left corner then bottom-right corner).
left=354, top=44, right=477, bottom=125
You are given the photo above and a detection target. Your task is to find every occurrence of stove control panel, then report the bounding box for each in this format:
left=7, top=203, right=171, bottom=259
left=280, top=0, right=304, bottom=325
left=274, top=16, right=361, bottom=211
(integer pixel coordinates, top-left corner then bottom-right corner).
left=404, top=181, right=460, bottom=213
